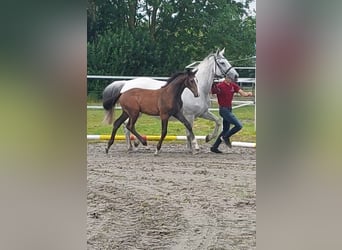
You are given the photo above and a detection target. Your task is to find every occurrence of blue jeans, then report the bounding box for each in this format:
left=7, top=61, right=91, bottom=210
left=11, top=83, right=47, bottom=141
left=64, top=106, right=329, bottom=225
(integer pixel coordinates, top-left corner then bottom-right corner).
left=212, top=107, right=242, bottom=148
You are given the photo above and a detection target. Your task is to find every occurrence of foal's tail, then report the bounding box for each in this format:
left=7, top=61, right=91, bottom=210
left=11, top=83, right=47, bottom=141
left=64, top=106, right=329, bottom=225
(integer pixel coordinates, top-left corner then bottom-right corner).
left=102, top=81, right=125, bottom=124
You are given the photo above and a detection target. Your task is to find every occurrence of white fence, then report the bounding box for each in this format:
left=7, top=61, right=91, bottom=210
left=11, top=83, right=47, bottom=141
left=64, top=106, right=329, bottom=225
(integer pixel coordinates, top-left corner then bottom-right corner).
left=87, top=68, right=256, bottom=130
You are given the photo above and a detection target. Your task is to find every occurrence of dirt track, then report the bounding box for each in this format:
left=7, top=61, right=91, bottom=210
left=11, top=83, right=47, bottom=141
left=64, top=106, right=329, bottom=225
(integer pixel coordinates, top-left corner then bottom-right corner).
left=87, top=142, right=256, bottom=250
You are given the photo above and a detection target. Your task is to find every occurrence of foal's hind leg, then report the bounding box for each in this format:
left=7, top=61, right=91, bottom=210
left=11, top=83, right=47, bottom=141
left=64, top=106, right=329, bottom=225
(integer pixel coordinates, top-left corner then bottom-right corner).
left=106, top=112, right=129, bottom=154
left=125, top=112, right=147, bottom=146
left=124, top=120, right=140, bottom=149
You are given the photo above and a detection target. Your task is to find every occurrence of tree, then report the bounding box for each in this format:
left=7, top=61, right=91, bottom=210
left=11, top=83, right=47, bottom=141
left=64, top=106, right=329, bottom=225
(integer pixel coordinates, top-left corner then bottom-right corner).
left=87, top=0, right=256, bottom=97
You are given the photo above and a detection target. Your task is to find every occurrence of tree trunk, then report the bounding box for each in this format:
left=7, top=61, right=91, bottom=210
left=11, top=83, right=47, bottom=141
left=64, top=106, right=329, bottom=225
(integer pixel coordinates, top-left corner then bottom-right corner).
left=149, top=0, right=160, bottom=41
left=127, top=0, right=137, bottom=30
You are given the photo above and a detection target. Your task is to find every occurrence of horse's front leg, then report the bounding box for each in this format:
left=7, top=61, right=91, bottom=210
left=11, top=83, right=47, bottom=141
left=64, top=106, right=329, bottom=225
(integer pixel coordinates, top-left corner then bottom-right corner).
left=174, top=112, right=197, bottom=154
left=184, top=115, right=200, bottom=151
left=155, top=118, right=168, bottom=155
left=200, top=111, right=222, bottom=142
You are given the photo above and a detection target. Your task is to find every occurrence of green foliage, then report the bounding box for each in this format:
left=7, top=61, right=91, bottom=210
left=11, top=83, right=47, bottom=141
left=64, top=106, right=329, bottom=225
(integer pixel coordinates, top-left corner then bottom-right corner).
left=87, top=0, right=256, bottom=99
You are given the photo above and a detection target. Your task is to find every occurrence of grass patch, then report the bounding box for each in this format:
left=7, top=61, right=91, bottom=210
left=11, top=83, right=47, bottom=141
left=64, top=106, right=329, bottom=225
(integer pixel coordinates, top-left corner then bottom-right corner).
left=87, top=104, right=256, bottom=143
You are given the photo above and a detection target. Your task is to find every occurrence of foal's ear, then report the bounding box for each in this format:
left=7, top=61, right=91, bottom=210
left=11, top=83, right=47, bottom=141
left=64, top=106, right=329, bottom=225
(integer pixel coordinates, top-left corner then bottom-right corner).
left=191, top=69, right=198, bottom=75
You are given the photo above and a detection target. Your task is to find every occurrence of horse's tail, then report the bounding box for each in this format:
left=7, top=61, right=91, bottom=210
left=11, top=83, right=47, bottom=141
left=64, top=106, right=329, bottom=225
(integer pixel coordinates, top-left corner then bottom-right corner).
left=102, top=81, right=125, bottom=124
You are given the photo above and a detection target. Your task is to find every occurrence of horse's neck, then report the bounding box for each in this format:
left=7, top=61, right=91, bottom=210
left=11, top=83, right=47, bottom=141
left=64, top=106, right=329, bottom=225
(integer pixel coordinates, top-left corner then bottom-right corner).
left=196, top=59, right=215, bottom=94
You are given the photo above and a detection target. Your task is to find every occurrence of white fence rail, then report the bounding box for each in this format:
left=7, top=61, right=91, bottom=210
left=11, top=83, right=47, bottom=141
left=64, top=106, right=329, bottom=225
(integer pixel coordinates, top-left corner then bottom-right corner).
left=87, top=100, right=254, bottom=111
left=87, top=71, right=256, bottom=129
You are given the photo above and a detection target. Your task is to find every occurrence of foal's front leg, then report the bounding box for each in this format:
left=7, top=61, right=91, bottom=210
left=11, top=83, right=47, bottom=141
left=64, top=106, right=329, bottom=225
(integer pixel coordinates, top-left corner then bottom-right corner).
left=155, top=118, right=169, bottom=155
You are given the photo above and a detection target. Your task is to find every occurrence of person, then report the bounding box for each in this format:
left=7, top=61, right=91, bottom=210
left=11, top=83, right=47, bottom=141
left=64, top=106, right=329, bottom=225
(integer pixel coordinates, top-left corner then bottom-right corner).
left=210, top=76, right=253, bottom=153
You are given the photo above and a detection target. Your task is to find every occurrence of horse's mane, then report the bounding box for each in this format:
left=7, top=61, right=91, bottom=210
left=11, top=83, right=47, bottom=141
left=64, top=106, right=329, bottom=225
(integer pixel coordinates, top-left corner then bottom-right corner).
left=206, top=52, right=216, bottom=59
left=192, top=52, right=215, bottom=71
left=163, top=52, right=215, bottom=86
left=204, top=53, right=216, bottom=63
left=162, top=71, right=185, bottom=88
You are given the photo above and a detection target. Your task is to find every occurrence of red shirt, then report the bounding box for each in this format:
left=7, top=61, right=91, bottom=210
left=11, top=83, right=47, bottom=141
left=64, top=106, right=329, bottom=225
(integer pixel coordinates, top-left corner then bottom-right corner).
left=211, top=80, right=240, bottom=108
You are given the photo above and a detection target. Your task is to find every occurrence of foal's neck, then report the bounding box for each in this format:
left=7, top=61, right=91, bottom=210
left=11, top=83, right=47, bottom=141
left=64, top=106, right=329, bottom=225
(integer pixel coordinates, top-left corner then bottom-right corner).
left=165, top=77, right=186, bottom=100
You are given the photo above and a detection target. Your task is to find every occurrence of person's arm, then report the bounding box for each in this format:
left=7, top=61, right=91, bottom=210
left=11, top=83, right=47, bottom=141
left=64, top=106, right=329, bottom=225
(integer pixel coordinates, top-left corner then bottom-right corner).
left=238, top=89, right=253, bottom=97
left=211, top=82, right=220, bottom=94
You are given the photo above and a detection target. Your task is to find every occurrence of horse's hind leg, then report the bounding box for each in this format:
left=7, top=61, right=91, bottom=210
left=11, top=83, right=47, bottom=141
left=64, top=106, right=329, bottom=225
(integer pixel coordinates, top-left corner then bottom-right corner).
left=106, top=112, right=129, bottom=154
left=200, top=111, right=221, bottom=142
left=125, top=113, right=147, bottom=146
left=123, top=119, right=134, bottom=151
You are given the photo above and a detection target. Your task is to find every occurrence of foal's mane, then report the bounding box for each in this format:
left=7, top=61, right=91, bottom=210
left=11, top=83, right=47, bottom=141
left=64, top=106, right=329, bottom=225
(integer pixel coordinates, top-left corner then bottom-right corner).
left=162, top=71, right=186, bottom=88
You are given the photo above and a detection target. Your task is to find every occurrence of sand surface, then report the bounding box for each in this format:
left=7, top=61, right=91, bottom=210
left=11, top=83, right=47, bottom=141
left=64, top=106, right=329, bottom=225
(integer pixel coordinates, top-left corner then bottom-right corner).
left=87, top=142, right=256, bottom=249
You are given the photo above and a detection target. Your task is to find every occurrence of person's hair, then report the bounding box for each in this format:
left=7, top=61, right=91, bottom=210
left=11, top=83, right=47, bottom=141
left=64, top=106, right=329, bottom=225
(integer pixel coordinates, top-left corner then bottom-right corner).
left=225, top=76, right=233, bottom=82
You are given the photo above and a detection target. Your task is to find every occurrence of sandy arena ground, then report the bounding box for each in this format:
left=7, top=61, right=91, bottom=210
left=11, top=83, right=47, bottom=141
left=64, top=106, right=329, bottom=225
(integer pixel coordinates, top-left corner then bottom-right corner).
left=87, top=142, right=256, bottom=249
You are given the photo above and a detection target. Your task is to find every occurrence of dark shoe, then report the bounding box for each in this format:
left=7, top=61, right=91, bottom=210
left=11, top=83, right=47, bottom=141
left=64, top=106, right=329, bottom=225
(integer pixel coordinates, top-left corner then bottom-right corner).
left=210, top=147, right=222, bottom=153
left=221, top=136, right=232, bottom=148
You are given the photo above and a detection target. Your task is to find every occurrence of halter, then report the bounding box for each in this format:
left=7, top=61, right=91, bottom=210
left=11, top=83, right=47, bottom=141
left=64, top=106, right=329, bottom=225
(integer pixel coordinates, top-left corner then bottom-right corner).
left=214, top=55, right=234, bottom=78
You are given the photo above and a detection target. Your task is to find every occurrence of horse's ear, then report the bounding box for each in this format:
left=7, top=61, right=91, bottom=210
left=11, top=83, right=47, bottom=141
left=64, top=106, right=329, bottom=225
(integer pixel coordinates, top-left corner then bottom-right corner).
left=216, top=48, right=220, bottom=55
left=220, top=48, right=225, bottom=56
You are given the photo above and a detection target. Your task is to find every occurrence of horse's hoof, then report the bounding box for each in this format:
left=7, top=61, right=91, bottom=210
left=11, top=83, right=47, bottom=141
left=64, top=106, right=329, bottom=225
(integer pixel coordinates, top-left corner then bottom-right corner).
left=105, top=148, right=109, bottom=154
left=134, top=141, right=140, bottom=147
left=154, top=149, right=160, bottom=156
left=205, top=135, right=210, bottom=143
left=192, top=150, right=199, bottom=155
